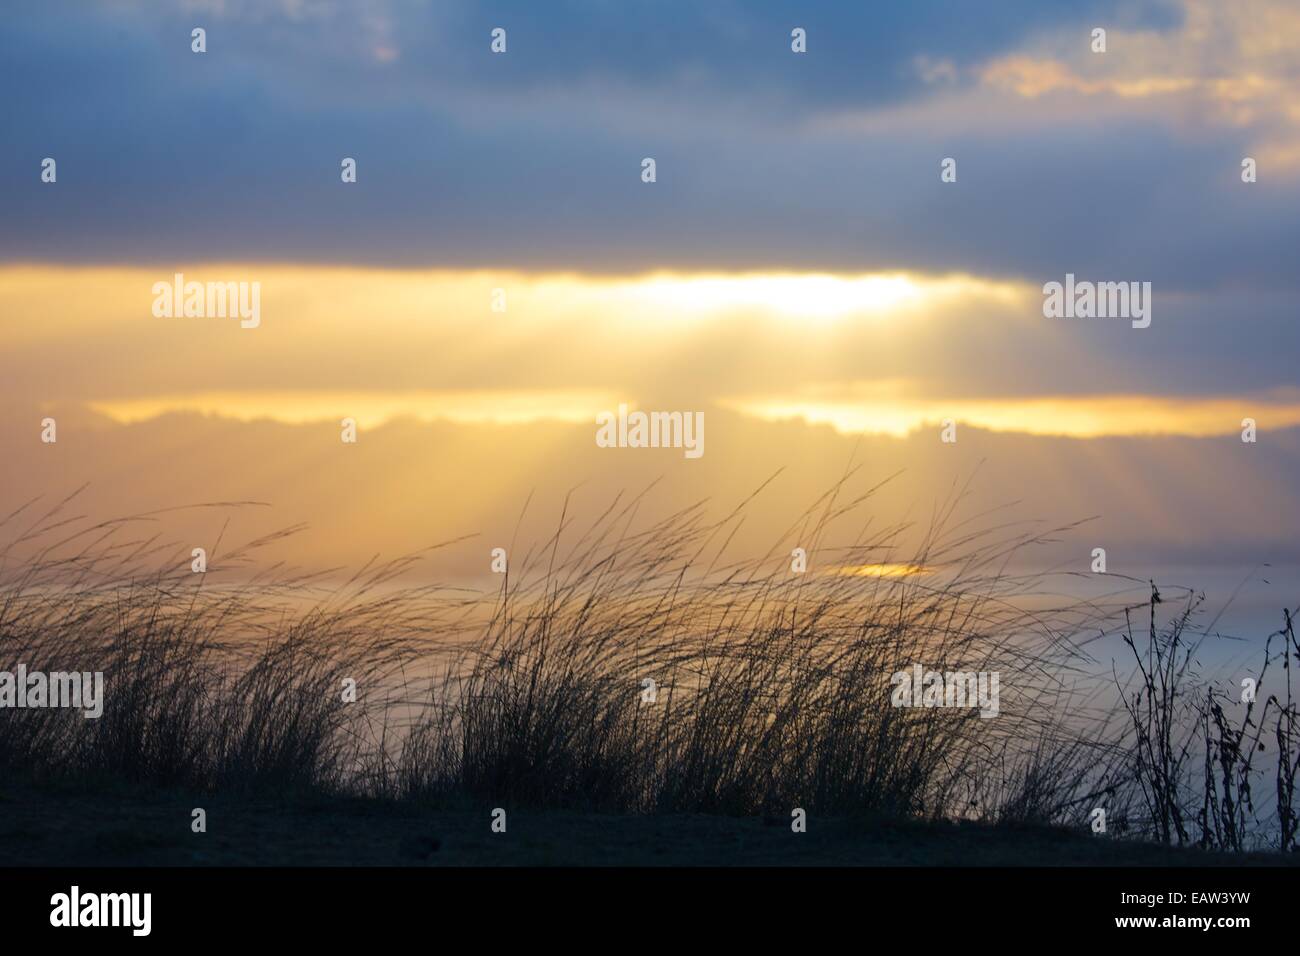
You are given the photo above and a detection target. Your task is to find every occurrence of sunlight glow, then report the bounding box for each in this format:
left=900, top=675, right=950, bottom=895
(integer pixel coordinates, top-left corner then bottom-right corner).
left=724, top=389, right=1300, bottom=438
left=834, top=563, right=934, bottom=578
left=87, top=389, right=619, bottom=427
left=620, top=271, right=1024, bottom=321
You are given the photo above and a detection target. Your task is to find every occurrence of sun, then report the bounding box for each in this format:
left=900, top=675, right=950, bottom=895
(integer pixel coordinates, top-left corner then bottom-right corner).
left=634, top=272, right=925, bottom=320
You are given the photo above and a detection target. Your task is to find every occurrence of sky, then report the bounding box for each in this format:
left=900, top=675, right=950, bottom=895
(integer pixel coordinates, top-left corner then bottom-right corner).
left=2, top=0, right=1299, bottom=633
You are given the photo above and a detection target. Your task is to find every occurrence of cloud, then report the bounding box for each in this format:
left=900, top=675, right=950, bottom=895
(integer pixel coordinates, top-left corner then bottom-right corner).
left=4, top=402, right=1298, bottom=580
left=4, top=0, right=1241, bottom=285
left=4, top=264, right=1297, bottom=413
left=86, top=388, right=619, bottom=427
left=723, top=386, right=1300, bottom=438
left=979, top=0, right=1300, bottom=168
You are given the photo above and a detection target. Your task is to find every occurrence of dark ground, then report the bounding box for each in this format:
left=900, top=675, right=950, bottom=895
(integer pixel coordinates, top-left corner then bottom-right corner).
left=1, top=780, right=1295, bottom=866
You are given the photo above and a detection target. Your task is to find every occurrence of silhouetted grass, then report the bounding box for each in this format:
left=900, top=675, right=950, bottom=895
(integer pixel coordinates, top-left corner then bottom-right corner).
left=2, top=482, right=1296, bottom=853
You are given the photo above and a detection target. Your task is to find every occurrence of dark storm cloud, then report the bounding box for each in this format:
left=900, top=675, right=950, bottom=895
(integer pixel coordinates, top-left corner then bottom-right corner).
left=10, top=0, right=1297, bottom=298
